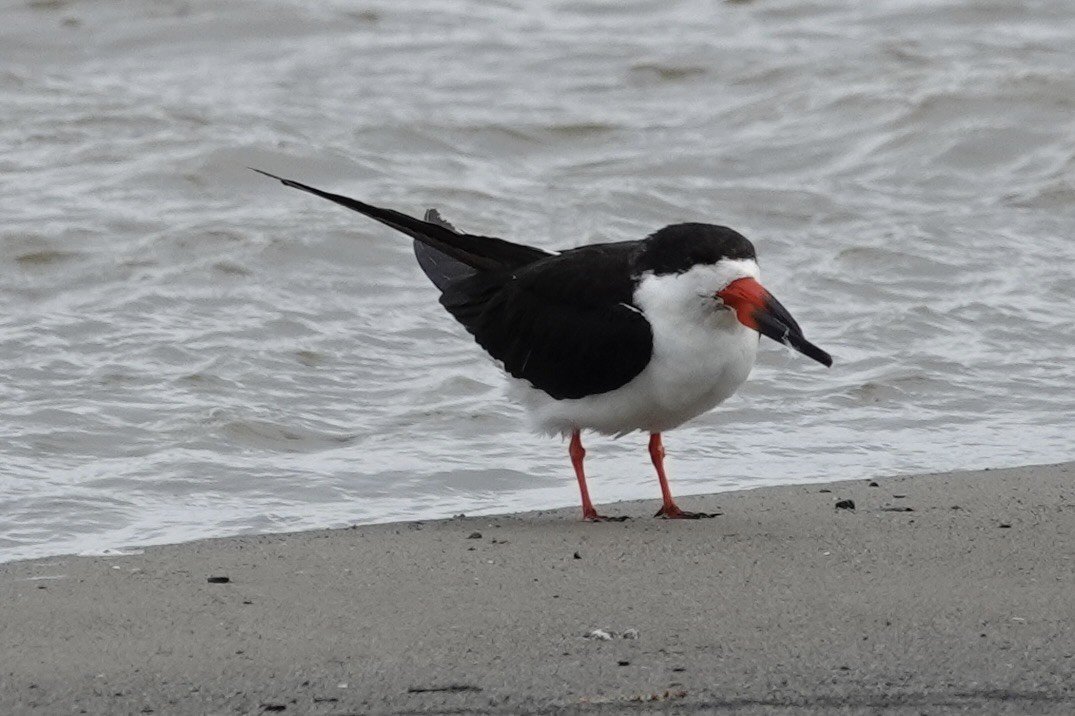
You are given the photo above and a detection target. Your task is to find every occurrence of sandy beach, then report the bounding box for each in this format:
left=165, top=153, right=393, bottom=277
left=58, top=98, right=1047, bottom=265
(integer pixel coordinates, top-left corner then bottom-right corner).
left=2, top=462, right=1074, bottom=715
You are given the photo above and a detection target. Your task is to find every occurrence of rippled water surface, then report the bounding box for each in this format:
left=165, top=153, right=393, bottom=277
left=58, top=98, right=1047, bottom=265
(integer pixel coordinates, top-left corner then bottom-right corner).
left=2, top=0, right=1074, bottom=562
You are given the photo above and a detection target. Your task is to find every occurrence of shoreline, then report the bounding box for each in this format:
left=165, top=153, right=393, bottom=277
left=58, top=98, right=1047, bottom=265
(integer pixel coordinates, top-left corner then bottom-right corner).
left=2, top=462, right=1074, bottom=714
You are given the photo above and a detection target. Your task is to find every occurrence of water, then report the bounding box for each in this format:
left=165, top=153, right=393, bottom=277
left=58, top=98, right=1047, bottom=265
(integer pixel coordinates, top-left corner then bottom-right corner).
left=2, top=0, right=1074, bottom=563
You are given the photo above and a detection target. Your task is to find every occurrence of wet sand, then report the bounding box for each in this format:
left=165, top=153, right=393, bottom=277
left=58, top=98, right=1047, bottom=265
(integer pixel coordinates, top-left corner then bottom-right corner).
left=2, top=462, right=1074, bottom=715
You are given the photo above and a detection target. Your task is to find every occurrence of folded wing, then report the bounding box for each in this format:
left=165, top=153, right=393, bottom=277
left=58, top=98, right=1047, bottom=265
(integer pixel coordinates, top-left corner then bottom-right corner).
left=439, top=243, right=653, bottom=399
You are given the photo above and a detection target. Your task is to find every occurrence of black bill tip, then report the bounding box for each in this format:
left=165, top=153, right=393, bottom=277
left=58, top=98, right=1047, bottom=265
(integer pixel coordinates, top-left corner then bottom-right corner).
left=754, top=297, right=833, bottom=368
left=788, top=334, right=833, bottom=367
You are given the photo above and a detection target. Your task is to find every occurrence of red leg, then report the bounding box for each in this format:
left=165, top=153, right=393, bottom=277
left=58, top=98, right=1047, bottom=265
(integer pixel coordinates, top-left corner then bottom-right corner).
left=650, top=433, right=715, bottom=519
left=569, top=430, right=599, bottom=520
left=569, top=430, right=625, bottom=522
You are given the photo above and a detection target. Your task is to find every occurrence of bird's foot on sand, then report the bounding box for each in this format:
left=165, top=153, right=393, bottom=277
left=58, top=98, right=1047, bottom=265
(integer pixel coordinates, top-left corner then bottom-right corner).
left=583, top=511, right=630, bottom=522
left=654, top=505, right=720, bottom=519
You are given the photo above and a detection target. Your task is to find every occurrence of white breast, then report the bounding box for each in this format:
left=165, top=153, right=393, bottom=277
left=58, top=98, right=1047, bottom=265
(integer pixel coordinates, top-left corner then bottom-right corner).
left=510, top=259, right=762, bottom=436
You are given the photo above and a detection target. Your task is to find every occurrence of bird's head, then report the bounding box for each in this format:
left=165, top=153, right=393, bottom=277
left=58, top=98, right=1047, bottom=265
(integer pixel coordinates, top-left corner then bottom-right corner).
left=635, top=224, right=832, bottom=367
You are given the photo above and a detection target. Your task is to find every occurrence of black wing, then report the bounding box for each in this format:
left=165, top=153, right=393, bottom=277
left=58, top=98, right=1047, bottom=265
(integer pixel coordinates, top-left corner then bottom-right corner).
left=257, top=172, right=653, bottom=400
left=439, top=243, right=653, bottom=400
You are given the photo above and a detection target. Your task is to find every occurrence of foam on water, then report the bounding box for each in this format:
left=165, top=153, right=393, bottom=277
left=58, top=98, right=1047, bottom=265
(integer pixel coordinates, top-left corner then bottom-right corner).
left=2, top=0, right=1074, bottom=562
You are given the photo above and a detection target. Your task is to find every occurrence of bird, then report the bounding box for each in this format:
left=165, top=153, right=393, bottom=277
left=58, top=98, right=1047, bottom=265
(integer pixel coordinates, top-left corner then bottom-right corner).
left=254, top=169, right=832, bottom=520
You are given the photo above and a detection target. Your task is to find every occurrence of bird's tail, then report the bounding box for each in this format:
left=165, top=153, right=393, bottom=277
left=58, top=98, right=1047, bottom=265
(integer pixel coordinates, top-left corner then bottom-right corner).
left=413, top=209, right=475, bottom=290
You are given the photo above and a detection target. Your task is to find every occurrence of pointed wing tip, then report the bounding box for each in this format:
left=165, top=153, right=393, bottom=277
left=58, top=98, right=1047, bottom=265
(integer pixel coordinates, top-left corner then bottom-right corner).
left=250, top=168, right=314, bottom=196
left=249, top=167, right=287, bottom=183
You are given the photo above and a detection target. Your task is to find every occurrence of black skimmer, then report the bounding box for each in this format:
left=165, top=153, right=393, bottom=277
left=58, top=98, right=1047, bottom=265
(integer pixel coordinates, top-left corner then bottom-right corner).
left=255, top=170, right=832, bottom=520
